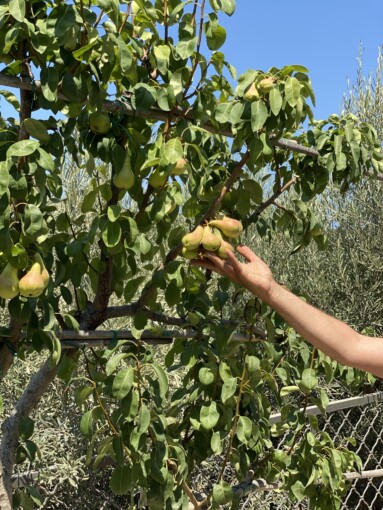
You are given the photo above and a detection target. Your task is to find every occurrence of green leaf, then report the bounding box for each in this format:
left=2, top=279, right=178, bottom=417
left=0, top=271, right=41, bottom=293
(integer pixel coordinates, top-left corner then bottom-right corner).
left=151, top=362, right=169, bottom=400
left=110, top=465, right=131, bottom=495
left=62, top=73, right=88, bottom=103
left=19, top=416, right=34, bottom=440
left=116, top=34, right=133, bottom=74
left=40, top=67, right=59, bottom=102
left=7, top=140, right=39, bottom=158
left=55, top=4, right=76, bottom=38
left=0, top=89, right=20, bottom=110
left=301, top=368, right=318, bottom=391
left=285, top=76, right=301, bottom=107
left=74, top=386, right=94, bottom=407
left=37, top=148, right=55, bottom=172
left=106, top=353, right=128, bottom=376
left=23, top=119, right=50, bottom=144
left=280, top=385, right=301, bottom=397
left=212, top=481, right=233, bottom=505
left=80, top=408, right=94, bottom=438
left=137, top=404, right=151, bottom=434
left=251, top=100, right=268, bottom=131
left=290, top=479, right=306, bottom=500
left=9, top=0, right=25, bottom=22
left=236, top=415, right=252, bottom=443
left=23, top=204, right=47, bottom=240
left=102, top=220, right=122, bottom=248
left=200, top=401, right=219, bottom=430
left=132, top=84, right=157, bottom=111
left=221, top=377, right=237, bottom=403
left=209, top=0, right=236, bottom=16
left=211, top=431, right=223, bottom=454
left=205, top=19, right=227, bottom=51
left=269, top=87, right=283, bottom=116
left=176, top=37, right=198, bottom=59
left=153, top=44, right=171, bottom=74
left=163, top=138, right=183, bottom=164
left=112, top=368, right=135, bottom=400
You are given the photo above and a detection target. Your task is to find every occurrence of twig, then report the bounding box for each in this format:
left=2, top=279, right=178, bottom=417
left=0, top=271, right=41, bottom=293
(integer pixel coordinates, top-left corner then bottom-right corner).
left=182, top=0, right=206, bottom=101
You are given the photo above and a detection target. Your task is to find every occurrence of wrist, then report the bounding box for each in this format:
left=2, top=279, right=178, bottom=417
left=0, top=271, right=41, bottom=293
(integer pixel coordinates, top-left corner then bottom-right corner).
left=259, top=278, right=283, bottom=305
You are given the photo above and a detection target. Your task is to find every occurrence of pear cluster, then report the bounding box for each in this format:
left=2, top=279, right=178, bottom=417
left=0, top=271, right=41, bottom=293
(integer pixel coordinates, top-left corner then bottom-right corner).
left=181, top=216, right=243, bottom=260
left=243, top=76, right=276, bottom=102
left=0, top=254, right=49, bottom=300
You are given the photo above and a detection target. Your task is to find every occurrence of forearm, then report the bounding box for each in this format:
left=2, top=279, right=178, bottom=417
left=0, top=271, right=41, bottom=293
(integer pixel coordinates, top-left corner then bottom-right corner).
left=264, top=281, right=383, bottom=377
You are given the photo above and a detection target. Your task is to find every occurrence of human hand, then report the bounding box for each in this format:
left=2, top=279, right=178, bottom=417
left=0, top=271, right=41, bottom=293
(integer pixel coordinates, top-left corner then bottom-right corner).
left=191, top=245, right=275, bottom=302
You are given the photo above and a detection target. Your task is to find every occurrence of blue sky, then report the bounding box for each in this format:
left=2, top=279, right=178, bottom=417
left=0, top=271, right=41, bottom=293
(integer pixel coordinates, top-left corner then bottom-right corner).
left=0, top=1, right=382, bottom=123
left=221, top=1, right=383, bottom=120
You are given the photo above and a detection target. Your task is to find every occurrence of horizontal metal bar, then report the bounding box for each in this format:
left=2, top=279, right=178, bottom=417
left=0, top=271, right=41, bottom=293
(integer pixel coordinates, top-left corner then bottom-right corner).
left=15, top=328, right=265, bottom=350
left=270, top=390, right=383, bottom=424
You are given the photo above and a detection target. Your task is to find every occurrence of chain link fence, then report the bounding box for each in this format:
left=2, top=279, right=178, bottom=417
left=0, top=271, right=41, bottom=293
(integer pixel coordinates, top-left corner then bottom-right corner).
left=244, top=391, right=383, bottom=509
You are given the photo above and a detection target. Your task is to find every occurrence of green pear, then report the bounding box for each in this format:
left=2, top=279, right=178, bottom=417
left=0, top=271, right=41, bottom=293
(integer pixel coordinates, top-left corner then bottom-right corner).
left=113, top=156, right=135, bottom=190
left=208, top=216, right=243, bottom=238
left=34, top=253, right=50, bottom=289
left=0, top=263, right=19, bottom=299
left=89, top=111, right=111, bottom=135
left=19, top=261, right=46, bottom=298
left=243, top=82, right=260, bottom=102
left=258, top=77, right=276, bottom=94
left=217, top=239, right=234, bottom=260
left=149, top=168, right=168, bottom=188
left=182, top=225, right=204, bottom=250
left=201, top=226, right=221, bottom=251
left=182, top=247, right=199, bottom=260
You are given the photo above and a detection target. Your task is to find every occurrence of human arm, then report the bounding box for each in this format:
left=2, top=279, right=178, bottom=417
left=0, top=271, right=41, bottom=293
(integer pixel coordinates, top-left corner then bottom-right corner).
left=192, top=246, right=383, bottom=378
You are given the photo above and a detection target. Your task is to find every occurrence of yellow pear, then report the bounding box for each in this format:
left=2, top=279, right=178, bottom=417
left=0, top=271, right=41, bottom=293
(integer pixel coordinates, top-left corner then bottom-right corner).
left=182, top=247, right=199, bottom=260
left=201, top=226, right=221, bottom=251
left=34, top=253, right=50, bottom=289
left=19, top=261, right=46, bottom=298
left=148, top=168, right=168, bottom=188
left=0, top=263, right=19, bottom=299
left=217, top=239, right=235, bottom=260
left=243, top=82, right=260, bottom=102
left=170, top=158, right=188, bottom=176
left=182, top=225, right=204, bottom=250
left=113, top=156, right=135, bottom=190
left=258, top=77, right=276, bottom=94
left=208, top=216, right=243, bottom=238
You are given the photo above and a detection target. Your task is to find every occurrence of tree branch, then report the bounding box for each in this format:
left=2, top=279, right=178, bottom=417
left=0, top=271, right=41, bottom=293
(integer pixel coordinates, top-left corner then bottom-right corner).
left=0, top=356, right=64, bottom=508
left=0, top=73, right=327, bottom=161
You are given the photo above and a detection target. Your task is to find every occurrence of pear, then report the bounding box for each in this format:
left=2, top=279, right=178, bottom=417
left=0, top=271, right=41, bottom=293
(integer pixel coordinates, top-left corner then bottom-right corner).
left=258, top=77, right=275, bottom=94
left=19, top=261, right=46, bottom=298
left=201, top=226, right=221, bottom=251
left=208, top=216, right=243, bottom=239
left=217, top=239, right=235, bottom=260
left=170, top=157, right=188, bottom=176
left=34, top=253, right=50, bottom=289
left=182, top=247, right=199, bottom=260
left=0, top=263, right=19, bottom=299
left=243, top=82, right=260, bottom=102
left=113, top=156, right=135, bottom=190
left=89, top=111, right=111, bottom=134
left=182, top=225, right=204, bottom=250
left=148, top=168, right=168, bottom=188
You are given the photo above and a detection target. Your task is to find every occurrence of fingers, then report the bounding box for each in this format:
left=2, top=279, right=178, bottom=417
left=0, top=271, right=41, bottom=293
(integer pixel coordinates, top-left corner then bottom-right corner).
left=236, top=245, right=259, bottom=262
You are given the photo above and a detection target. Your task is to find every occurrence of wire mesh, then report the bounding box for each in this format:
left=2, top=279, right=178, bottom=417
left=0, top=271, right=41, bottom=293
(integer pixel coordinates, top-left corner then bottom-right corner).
left=241, top=391, right=383, bottom=509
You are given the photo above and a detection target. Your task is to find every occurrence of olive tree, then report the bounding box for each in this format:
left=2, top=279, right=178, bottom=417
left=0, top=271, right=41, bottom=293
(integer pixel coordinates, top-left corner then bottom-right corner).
left=0, top=1, right=382, bottom=509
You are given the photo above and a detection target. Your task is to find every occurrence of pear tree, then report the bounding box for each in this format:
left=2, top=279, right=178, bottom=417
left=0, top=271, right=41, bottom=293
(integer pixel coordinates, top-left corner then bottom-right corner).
left=0, top=1, right=382, bottom=509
